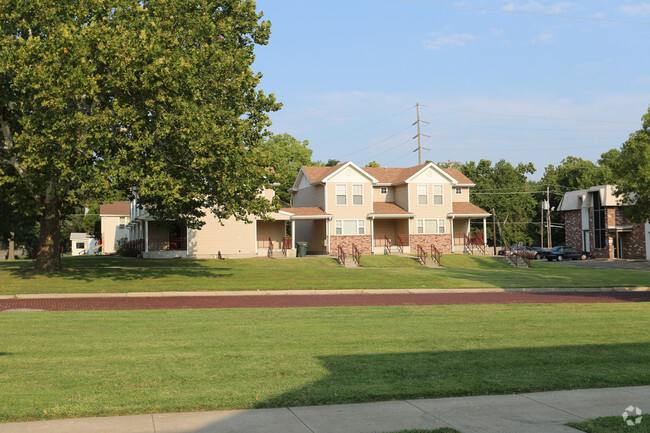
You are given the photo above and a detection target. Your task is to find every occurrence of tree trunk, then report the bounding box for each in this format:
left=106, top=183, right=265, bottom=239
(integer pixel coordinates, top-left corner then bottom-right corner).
left=7, top=232, right=15, bottom=261
left=35, top=191, right=63, bottom=272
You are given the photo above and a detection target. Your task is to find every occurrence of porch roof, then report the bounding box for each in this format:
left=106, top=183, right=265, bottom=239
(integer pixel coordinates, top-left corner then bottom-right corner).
left=368, top=202, right=414, bottom=219
left=279, top=207, right=332, bottom=220
left=449, top=202, right=491, bottom=218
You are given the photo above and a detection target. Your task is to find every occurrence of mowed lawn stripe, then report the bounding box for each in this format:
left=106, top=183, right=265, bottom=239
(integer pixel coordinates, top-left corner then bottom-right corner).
left=1, top=303, right=648, bottom=422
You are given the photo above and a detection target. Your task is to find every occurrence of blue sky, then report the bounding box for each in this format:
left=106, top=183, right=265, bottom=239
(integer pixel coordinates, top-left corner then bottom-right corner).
left=252, top=1, right=650, bottom=178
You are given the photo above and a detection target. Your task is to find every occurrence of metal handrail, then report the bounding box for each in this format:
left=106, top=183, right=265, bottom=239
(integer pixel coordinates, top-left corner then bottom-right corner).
left=384, top=235, right=391, bottom=255
left=417, top=244, right=426, bottom=265
left=396, top=234, right=407, bottom=254
left=351, top=243, right=361, bottom=267
left=430, top=244, right=442, bottom=266
left=338, top=245, right=346, bottom=266
left=282, top=236, right=292, bottom=256
left=464, top=234, right=474, bottom=255
left=267, top=236, right=273, bottom=258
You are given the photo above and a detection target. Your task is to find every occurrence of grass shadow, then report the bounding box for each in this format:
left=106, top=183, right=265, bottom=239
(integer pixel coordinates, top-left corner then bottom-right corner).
left=255, top=343, right=650, bottom=409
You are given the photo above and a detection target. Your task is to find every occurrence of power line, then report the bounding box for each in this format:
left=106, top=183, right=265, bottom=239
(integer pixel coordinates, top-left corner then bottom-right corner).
left=419, top=104, right=639, bottom=125
left=319, top=105, right=413, bottom=146
left=398, top=0, right=650, bottom=25
left=337, top=124, right=413, bottom=161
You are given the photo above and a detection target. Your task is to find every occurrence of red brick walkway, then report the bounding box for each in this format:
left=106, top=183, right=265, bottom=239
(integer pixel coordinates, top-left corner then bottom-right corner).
left=1, top=291, right=649, bottom=311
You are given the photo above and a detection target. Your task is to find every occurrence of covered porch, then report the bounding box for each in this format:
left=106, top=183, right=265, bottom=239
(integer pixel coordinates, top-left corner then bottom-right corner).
left=256, top=211, right=294, bottom=257
left=370, top=203, right=414, bottom=254
left=280, top=207, right=332, bottom=255
left=449, top=203, right=491, bottom=254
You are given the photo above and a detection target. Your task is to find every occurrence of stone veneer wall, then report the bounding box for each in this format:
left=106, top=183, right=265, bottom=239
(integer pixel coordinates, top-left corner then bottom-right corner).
left=563, top=210, right=582, bottom=250
left=330, top=235, right=373, bottom=255
left=409, top=234, right=453, bottom=253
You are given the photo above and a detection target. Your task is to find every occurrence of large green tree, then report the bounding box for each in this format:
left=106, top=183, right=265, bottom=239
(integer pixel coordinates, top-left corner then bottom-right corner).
left=541, top=156, right=614, bottom=209
left=1, top=0, right=279, bottom=271
left=609, top=107, right=650, bottom=223
left=458, top=159, right=538, bottom=247
left=258, top=133, right=313, bottom=204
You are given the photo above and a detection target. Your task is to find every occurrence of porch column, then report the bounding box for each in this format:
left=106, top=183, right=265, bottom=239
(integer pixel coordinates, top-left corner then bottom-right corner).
left=326, top=218, right=330, bottom=254
left=450, top=218, right=454, bottom=252
left=370, top=216, right=374, bottom=250
left=291, top=220, right=296, bottom=249
left=483, top=218, right=487, bottom=247
left=144, top=220, right=149, bottom=253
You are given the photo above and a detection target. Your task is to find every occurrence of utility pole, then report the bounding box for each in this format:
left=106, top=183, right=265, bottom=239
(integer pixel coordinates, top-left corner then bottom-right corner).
left=413, top=103, right=430, bottom=164
left=546, top=186, right=552, bottom=249
left=540, top=201, right=544, bottom=248
left=492, top=208, right=497, bottom=255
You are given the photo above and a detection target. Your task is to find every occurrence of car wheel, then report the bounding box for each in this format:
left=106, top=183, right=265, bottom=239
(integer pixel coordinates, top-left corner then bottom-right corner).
left=535, top=253, right=541, bottom=260
left=580, top=254, right=587, bottom=260
left=557, top=255, right=563, bottom=261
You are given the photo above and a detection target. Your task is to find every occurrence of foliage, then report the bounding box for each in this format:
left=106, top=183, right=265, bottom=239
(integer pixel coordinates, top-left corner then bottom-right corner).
left=541, top=156, right=613, bottom=208
left=258, top=133, right=313, bottom=204
left=81, top=203, right=101, bottom=238
left=458, top=159, right=538, bottom=246
left=325, top=158, right=341, bottom=166
left=0, top=0, right=280, bottom=272
left=115, top=237, right=140, bottom=257
left=608, top=107, right=650, bottom=223
left=365, top=160, right=380, bottom=167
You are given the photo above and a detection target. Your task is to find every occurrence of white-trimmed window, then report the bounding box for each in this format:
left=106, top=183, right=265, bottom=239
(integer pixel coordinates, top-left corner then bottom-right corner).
left=416, top=218, right=446, bottom=234
left=336, top=184, right=347, bottom=205
left=335, top=219, right=365, bottom=235
left=433, top=184, right=443, bottom=205
left=352, top=184, right=363, bottom=205
left=455, top=187, right=462, bottom=195
left=417, top=185, right=428, bottom=205
left=380, top=186, right=388, bottom=194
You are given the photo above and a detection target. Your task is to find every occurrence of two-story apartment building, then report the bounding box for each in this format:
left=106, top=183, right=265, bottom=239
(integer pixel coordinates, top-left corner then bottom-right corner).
left=289, top=161, right=490, bottom=255
left=558, top=185, right=650, bottom=260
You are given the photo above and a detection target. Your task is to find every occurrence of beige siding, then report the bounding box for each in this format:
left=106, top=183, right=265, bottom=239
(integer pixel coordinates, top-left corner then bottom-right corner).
left=188, top=214, right=256, bottom=257
left=256, top=221, right=286, bottom=249
left=407, top=167, right=455, bottom=235
left=373, top=186, right=395, bottom=203
left=452, top=186, right=470, bottom=202
left=293, top=184, right=325, bottom=208
left=101, top=215, right=129, bottom=254
left=327, top=182, right=373, bottom=237
left=394, top=185, right=409, bottom=210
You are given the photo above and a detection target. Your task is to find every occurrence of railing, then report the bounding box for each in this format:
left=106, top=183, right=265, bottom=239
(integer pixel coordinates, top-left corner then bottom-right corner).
left=125, top=239, right=145, bottom=253
left=267, top=236, right=273, bottom=258
left=384, top=235, right=391, bottom=255
left=416, top=244, right=426, bottom=265
left=148, top=237, right=187, bottom=251
left=430, top=244, right=442, bottom=267
left=397, top=234, right=408, bottom=253
left=463, top=234, right=474, bottom=255
left=351, top=243, right=361, bottom=267
left=512, top=244, right=532, bottom=268
left=282, top=236, right=292, bottom=256
left=337, top=245, right=346, bottom=266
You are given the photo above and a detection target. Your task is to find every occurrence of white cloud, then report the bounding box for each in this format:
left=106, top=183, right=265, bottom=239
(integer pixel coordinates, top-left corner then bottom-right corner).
left=619, top=3, right=650, bottom=16
left=423, top=33, right=477, bottom=50
left=501, top=1, right=574, bottom=14
left=532, top=28, right=555, bottom=43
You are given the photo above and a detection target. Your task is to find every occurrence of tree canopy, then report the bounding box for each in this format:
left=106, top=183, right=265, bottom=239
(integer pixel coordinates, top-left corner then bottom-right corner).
left=1, top=0, right=280, bottom=271
left=609, top=107, right=650, bottom=223
left=258, top=133, right=313, bottom=204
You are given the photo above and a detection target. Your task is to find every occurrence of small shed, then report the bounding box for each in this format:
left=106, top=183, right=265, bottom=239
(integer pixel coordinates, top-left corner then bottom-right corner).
left=70, top=233, right=94, bottom=256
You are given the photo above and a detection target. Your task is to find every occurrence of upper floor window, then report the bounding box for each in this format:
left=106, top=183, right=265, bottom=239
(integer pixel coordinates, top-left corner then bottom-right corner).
left=336, top=184, right=347, bottom=205
left=433, top=184, right=443, bottom=205
left=352, top=184, right=363, bottom=205
left=380, top=187, right=388, bottom=194
left=455, top=187, right=462, bottom=195
left=417, top=185, right=428, bottom=205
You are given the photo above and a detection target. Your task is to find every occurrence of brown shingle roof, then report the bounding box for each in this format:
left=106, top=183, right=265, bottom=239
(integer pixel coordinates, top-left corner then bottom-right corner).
left=280, top=207, right=331, bottom=217
left=450, top=202, right=490, bottom=216
left=369, top=202, right=413, bottom=215
left=361, top=164, right=428, bottom=184
left=99, top=201, right=130, bottom=216
left=442, top=168, right=474, bottom=185
left=300, top=162, right=347, bottom=183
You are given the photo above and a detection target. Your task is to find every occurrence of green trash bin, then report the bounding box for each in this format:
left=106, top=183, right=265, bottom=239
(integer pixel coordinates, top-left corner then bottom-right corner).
left=296, top=242, right=308, bottom=257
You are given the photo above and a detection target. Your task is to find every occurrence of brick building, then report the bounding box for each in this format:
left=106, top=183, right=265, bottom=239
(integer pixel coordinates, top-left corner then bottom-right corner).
left=557, top=185, right=650, bottom=260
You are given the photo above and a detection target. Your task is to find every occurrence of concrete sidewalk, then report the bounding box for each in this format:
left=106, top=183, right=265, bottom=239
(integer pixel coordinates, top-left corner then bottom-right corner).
left=1, top=386, right=648, bottom=433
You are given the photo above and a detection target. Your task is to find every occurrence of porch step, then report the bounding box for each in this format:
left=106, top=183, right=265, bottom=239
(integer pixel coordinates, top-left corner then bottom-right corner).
left=336, top=258, right=360, bottom=268
left=415, top=257, right=442, bottom=268
left=503, top=255, right=530, bottom=268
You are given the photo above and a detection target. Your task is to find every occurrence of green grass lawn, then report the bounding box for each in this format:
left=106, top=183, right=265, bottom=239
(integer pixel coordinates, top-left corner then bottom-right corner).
left=1, top=303, right=648, bottom=422
left=568, top=416, right=650, bottom=432
left=0, top=254, right=647, bottom=295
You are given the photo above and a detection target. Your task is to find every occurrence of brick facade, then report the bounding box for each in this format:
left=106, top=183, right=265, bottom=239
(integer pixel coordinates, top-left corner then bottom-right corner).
left=330, top=235, right=373, bottom=255
left=409, top=234, right=453, bottom=254
left=564, top=206, right=647, bottom=260
left=564, top=210, right=582, bottom=250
